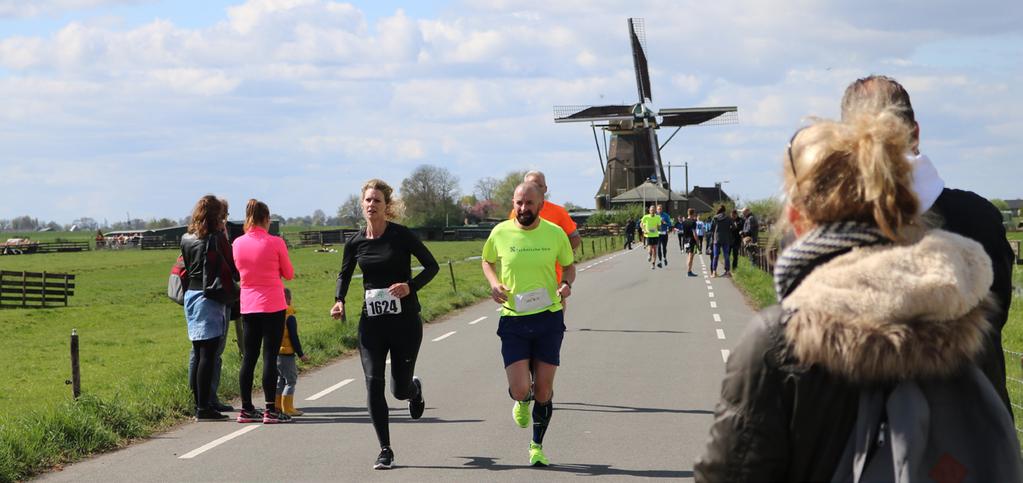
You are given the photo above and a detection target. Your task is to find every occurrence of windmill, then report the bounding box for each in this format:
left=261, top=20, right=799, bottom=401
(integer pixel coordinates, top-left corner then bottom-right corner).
left=554, top=18, right=738, bottom=209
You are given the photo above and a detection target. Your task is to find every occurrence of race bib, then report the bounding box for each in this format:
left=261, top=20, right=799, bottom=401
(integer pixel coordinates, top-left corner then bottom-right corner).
left=365, top=289, right=402, bottom=317
left=514, top=287, right=553, bottom=312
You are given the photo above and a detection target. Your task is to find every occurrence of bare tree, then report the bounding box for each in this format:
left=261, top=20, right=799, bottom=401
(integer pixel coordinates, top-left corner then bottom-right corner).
left=337, top=194, right=362, bottom=227
left=473, top=176, right=500, bottom=201
left=400, top=164, right=460, bottom=227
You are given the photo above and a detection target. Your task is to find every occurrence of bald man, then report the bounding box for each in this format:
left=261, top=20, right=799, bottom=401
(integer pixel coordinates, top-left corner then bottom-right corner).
left=484, top=182, right=576, bottom=467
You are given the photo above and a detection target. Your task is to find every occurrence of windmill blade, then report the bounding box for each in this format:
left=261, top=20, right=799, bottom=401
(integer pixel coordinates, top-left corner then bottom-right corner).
left=628, top=18, right=652, bottom=103
left=554, top=105, right=634, bottom=123
left=658, top=106, right=739, bottom=127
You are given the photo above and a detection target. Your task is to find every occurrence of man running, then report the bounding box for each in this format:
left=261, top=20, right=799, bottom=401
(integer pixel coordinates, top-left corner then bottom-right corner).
left=656, top=204, right=671, bottom=267
left=640, top=205, right=661, bottom=269
left=679, top=208, right=700, bottom=276
left=482, top=182, right=575, bottom=467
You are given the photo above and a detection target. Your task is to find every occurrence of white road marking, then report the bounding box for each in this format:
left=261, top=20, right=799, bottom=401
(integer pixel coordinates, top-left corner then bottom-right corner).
left=496, top=307, right=502, bottom=312
left=706, top=285, right=713, bottom=291
left=716, top=329, right=726, bottom=340
left=721, top=349, right=731, bottom=363
left=432, top=331, right=457, bottom=342
left=713, top=313, right=721, bottom=322
left=306, top=378, right=355, bottom=401
left=708, top=292, right=715, bottom=298
left=179, top=426, right=261, bottom=459
left=710, top=301, right=718, bottom=308
left=468, top=316, right=487, bottom=325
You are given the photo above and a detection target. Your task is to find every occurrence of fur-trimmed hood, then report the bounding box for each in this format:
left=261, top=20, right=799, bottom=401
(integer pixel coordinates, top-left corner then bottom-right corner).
left=781, top=229, right=994, bottom=382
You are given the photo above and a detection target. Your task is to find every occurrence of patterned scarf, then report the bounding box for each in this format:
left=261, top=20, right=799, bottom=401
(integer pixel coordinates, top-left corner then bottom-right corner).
left=773, top=221, right=890, bottom=301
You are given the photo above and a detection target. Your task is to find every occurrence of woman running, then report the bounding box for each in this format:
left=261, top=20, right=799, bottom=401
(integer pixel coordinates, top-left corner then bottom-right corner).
left=330, top=179, right=439, bottom=470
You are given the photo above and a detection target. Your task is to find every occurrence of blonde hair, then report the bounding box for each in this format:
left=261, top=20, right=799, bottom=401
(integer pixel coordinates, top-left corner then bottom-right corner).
left=784, top=110, right=919, bottom=241
left=362, top=179, right=398, bottom=220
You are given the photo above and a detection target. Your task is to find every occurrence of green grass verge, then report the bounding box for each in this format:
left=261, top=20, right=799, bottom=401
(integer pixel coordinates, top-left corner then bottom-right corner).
left=0, top=234, right=621, bottom=481
left=731, top=259, right=776, bottom=311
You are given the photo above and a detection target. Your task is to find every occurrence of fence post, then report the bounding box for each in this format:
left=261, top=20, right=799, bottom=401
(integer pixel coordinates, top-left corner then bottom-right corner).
left=41, top=271, right=47, bottom=308
left=448, top=261, right=457, bottom=293
left=580, top=240, right=585, bottom=256
left=69, top=329, right=81, bottom=399
left=22, top=271, right=27, bottom=307
left=63, top=274, right=70, bottom=306
left=591, top=240, right=595, bottom=255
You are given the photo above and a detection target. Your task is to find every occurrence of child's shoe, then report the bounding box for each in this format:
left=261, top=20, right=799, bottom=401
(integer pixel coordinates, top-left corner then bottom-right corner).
left=282, top=395, right=304, bottom=416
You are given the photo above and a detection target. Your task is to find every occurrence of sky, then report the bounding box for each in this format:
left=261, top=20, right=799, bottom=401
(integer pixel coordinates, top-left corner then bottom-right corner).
left=1, top=0, right=1021, bottom=224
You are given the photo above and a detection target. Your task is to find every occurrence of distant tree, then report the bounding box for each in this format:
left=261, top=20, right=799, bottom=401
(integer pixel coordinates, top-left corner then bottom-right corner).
left=473, top=177, right=500, bottom=201
left=311, top=209, right=326, bottom=226
left=72, top=217, right=99, bottom=231
left=337, top=194, right=362, bottom=227
left=11, top=215, right=37, bottom=231
left=146, top=218, right=177, bottom=229
left=991, top=198, right=1010, bottom=211
left=0, top=219, right=9, bottom=231
left=491, top=170, right=529, bottom=215
left=45, top=221, right=62, bottom=231
left=743, top=197, right=782, bottom=224
left=400, top=165, right=460, bottom=227
left=563, top=201, right=584, bottom=211
left=469, top=199, right=499, bottom=221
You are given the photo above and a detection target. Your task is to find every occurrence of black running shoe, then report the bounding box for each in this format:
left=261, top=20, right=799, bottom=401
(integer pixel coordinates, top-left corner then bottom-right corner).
left=196, top=408, right=229, bottom=421
left=212, top=401, right=234, bottom=412
left=374, top=447, right=394, bottom=470
left=409, top=376, right=425, bottom=420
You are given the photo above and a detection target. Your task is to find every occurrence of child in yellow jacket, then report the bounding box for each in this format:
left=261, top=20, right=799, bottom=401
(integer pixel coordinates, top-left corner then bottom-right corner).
left=277, top=288, right=310, bottom=416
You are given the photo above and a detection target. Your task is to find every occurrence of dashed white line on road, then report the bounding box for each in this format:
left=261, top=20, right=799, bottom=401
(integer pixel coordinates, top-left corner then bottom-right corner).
left=468, top=316, right=487, bottom=325
left=306, top=378, right=355, bottom=401
left=713, top=314, right=721, bottom=322
left=708, top=292, right=715, bottom=298
left=706, top=285, right=713, bottom=291
left=716, top=329, right=726, bottom=340
left=710, top=301, right=718, bottom=308
left=179, top=426, right=260, bottom=459
left=721, top=349, right=731, bottom=363
left=496, top=307, right=502, bottom=312
left=432, top=331, right=457, bottom=342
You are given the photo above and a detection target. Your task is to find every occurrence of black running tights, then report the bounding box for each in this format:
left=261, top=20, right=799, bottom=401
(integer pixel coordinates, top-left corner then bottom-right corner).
left=359, top=314, right=423, bottom=448
left=189, top=338, right=220, bottom=411
left=239, top=310, right=286, bottom=411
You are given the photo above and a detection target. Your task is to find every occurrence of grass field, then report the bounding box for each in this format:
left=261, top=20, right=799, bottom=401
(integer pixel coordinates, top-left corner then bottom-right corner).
left=0, top=233, right=623, bottom=481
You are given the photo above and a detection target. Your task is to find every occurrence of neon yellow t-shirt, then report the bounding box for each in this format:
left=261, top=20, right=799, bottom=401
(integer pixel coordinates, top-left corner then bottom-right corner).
left=482, top=219, right=574, bottom=316
left=641, top=214, right=661, bottom=238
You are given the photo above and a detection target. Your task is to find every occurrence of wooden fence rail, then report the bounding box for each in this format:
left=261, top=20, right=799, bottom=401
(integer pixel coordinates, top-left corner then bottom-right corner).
left=0, top=270, right=76, bottom=308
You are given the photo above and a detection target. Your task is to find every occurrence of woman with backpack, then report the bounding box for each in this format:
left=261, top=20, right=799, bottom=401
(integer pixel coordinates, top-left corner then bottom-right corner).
left=694, top=111, right=1021, bottom=481
left=180, top=195, right=238, bottom=421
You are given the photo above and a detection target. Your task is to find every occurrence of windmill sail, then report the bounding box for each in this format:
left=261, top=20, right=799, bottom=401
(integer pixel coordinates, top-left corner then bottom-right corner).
left=629, top=18, right=652, bottom=103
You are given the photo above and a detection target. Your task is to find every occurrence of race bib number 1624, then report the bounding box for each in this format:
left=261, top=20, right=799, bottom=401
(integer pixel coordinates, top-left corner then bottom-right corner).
left=365, top=289, right=402, bottom=317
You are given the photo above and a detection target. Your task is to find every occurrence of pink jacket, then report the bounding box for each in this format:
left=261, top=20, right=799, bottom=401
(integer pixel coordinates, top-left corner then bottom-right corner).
left=232, top=226, right=294, bottom=314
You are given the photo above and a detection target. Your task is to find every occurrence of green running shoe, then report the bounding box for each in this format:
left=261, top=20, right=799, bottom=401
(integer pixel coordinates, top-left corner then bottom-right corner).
left=513, top=400, right=531, bottom=428
left=529, top=441, right=549, bottom=467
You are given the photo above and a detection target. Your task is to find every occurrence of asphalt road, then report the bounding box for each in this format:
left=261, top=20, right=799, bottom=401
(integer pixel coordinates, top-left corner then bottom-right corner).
left=38, top=244, right=757, bottom=482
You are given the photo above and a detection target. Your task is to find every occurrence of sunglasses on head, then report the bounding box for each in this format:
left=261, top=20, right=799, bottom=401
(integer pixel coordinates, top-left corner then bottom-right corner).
left=787, top=126, right=810, bottom=178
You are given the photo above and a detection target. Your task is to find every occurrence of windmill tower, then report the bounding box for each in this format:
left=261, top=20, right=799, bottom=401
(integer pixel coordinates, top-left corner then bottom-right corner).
left=554, top=18, right=739, bottom=209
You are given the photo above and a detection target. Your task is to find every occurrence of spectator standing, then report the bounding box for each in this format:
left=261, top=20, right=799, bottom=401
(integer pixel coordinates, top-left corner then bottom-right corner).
left=624, top=218, right=636, bottom=250
left=708, top=206, right=734, bottom=277
left=233, top=199, right=295, bottom=424
left=276, top=288, right=309, bottom=416
left=729, top=209, right=742, bottom=269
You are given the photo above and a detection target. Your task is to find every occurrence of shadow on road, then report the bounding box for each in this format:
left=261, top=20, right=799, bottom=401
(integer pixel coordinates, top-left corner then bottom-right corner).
left=572, top=328, right=690, bottom=334
left=556, top=402, right=712, bottom=415
left=404, top=456, right=693, bottom=478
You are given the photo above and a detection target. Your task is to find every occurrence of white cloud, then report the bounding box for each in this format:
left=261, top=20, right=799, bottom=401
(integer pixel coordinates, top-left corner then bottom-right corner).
left=0, top=0, right=1021, bottom=223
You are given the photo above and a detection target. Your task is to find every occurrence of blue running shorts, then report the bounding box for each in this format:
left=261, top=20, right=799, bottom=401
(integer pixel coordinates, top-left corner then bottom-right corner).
left=496, top=310, right=566, bottom=367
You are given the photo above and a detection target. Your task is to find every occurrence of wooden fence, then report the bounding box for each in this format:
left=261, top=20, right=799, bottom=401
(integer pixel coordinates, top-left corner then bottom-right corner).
left=0, top=270, right=76, bottom=308
left=1, top=240, right=90, bottom=255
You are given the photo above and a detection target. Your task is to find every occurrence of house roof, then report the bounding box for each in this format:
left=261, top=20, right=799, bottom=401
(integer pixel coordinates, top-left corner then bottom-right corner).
left=611, top=181, right=687, bottom=203
left=1005, top=199, right=1023, bottom=210
left=688, top=185, right=733, bottom=205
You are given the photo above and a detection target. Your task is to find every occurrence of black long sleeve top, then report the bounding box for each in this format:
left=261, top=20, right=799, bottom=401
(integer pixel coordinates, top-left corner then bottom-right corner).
left=334, top=222, right=439, bottom=315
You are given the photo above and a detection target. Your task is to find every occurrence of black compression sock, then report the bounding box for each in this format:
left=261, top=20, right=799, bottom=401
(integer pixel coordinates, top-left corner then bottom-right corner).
left=532, top=400, right=553, bottom=444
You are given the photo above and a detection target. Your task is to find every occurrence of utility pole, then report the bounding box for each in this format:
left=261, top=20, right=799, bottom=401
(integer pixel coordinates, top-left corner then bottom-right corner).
left=664, top=162, right=688, bottom=211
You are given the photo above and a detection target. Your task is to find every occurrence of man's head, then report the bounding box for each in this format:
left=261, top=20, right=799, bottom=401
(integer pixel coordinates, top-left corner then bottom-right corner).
left=647, top=204, right=656, bottom=215
left=841, top=75, right=918, bottom=152
left=512, top=182, right=544, bottom=227
left=523, top=170, right=548, bottom=195
left=742, top=207, right=751, bottom=217
left=656, top=204, right=663, bottom=214
left=687, top=208, right=696, bottom=219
